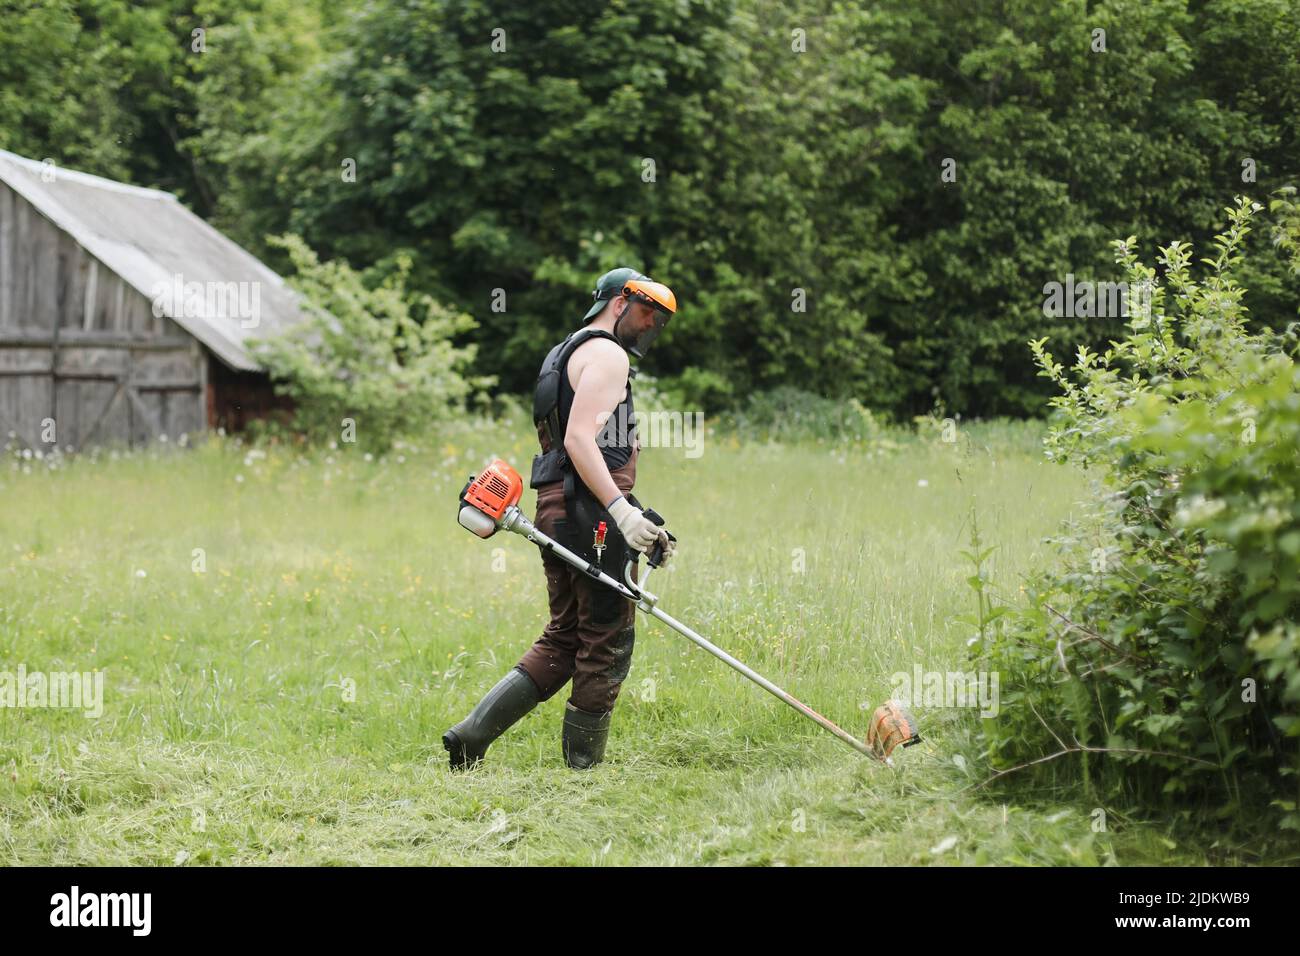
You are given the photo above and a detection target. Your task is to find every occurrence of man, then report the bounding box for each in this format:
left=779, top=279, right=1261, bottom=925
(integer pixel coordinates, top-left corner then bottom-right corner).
left=443, top=267, right=678, bottom=770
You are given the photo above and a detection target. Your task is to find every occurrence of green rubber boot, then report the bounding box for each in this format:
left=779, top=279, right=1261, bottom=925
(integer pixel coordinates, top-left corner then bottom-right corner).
left=442, top=667, right=540, bottom=770
left=562, top=703, right=611, bottom=770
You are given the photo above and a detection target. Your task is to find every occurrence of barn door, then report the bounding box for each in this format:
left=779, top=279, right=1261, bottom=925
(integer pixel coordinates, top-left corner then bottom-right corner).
left=124, top=346, right=204, bottom=446
left=52, top=345, right=129, bottom=450
left=54, top=342, right=202, bottom=449
left=0, top=345, right=55, bottom=451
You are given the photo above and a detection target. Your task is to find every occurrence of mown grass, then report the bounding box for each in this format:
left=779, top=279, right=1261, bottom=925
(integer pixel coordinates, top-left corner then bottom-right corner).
left=0, top=415, right=1274, bottom=864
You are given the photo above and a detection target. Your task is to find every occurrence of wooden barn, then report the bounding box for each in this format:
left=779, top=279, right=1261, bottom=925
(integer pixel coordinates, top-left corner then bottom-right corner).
left=0, top=149, right=307, bottom=451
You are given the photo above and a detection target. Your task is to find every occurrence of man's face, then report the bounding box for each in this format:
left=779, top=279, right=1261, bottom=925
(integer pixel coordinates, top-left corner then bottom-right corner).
left=613, top=292, right=671, bottom=358
left=619, top=296, right=660, bottom=335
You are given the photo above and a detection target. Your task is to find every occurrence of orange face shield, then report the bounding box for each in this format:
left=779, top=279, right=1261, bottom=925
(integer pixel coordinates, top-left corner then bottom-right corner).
left=615, top=278, right=676, bottom=359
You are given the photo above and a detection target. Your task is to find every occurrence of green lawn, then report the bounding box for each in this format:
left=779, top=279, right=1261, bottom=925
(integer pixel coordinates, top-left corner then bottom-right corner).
left=0, top=417, right=1265, bottom=864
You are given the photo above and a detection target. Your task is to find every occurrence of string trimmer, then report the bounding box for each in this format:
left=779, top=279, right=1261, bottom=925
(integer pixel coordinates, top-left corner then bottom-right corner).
left=456, top=459, right=920, bottom=764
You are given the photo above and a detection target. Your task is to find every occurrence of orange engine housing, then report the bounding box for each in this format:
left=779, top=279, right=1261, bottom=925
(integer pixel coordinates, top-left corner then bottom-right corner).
left=461, top=459, right=524, bottom=521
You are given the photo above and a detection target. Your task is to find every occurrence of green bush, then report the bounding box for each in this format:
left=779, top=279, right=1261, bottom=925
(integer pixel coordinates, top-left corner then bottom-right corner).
left=978, top=198, right=1300, bottom=830
left=251, top=235, right=492, bottom=453
left=721, top=386, right=884, bottom=444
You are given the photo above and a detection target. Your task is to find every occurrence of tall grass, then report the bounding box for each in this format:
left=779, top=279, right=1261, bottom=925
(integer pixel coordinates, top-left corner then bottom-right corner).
left=0, top=415, right=1274, bottom=863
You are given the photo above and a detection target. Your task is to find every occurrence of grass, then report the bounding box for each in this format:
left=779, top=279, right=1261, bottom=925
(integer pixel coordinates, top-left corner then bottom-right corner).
left=0, top=415, right=1276, bottom=864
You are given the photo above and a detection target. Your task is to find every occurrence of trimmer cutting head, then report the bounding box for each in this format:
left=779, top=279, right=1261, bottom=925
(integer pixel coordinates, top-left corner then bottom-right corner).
left=866, top=700, right=922, bottom=760
left=457, top=459, right=524, bottom=538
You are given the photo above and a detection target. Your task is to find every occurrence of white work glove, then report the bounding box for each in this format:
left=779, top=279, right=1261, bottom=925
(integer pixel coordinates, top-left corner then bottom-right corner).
left=607, top=496, right=661, bottom=553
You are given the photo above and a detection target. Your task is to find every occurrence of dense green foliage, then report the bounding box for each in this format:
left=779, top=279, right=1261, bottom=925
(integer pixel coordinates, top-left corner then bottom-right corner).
left=979, top=199, right=1300, bottom=828
left=3, top=0, right=1299, bottom=417
left=250, top=235, right=487, bottom=452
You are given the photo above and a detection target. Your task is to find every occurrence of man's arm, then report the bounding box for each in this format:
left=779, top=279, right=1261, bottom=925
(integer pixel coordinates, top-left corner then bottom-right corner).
left=564, top=339, right=628, bottom=508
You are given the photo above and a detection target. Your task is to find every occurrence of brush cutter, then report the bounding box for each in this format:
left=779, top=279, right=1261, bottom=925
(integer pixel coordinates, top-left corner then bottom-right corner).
left=456, top=459, right=920, bottom=764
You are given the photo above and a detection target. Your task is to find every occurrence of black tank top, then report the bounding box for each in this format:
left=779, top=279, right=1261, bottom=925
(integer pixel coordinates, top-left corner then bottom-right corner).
left=555, top=336, right=636, bottom=471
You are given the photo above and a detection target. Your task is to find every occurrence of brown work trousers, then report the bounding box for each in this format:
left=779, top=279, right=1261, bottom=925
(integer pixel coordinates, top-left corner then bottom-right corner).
left=516, top=454, right=639, bottom=714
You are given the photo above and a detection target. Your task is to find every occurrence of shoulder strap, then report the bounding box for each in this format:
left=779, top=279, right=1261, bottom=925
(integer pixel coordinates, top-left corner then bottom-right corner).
left=561, top=328, right=622, bottom=359
left=553, top=328, right=626, bottom=441
left=534, top=328, right=627, bottom=446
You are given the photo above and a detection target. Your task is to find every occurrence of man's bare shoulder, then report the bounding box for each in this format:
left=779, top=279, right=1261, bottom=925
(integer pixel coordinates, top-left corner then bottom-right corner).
left=568, top=335, right=628, bottom=385
left=573, top=334, right=627, bottom=364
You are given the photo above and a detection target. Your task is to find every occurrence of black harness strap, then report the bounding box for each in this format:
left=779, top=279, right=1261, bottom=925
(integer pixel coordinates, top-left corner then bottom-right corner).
left=530, top=327, right=628, bottom=491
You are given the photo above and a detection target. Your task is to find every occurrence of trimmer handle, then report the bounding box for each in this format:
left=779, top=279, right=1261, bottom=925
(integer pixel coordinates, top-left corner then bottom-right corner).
left=642, top=508, right=676, bottom=569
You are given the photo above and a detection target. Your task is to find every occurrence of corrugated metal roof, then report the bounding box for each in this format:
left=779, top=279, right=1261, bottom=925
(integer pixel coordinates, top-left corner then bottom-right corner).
left=0, top=149, right=307, bottom=371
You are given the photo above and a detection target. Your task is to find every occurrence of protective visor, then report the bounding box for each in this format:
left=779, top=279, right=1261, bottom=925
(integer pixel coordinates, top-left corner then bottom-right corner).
left=619, top=278, right=677, bottom=359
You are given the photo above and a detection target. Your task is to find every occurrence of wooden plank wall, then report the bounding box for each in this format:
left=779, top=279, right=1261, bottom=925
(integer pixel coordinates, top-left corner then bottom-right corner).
left=0, top=182, right=204, bottom=449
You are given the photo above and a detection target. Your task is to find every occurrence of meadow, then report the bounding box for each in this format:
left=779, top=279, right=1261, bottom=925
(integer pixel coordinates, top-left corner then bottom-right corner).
left=0, top=415, right=1265, bottom=864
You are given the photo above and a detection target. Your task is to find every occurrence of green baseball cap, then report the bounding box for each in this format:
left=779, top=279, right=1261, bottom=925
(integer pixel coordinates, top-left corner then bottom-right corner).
left=582, top=266, right=645, bottom=322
